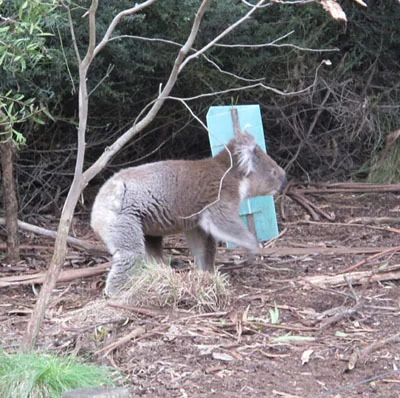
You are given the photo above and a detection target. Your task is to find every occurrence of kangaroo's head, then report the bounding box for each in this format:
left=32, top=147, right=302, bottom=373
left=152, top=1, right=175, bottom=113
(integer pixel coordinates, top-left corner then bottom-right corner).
left=229, top=131, right=287, bottom=198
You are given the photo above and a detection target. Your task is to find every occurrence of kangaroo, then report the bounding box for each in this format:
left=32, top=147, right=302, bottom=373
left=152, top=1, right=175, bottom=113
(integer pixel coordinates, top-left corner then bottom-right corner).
left=91, top=131, right=287, bottom=296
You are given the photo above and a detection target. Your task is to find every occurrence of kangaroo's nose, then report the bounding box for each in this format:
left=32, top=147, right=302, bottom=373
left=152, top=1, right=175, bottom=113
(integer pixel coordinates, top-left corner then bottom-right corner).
left=280, top=175, right=288, bottom=191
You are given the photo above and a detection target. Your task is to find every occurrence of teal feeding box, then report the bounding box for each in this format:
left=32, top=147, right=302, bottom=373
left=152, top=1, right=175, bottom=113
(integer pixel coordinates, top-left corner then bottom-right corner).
left=206, top=105, right=279, bottom=247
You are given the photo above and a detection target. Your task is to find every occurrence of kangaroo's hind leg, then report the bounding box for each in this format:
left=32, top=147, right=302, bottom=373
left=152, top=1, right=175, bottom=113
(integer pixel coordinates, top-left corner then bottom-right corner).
left=104, top=215, right=146, bottom=297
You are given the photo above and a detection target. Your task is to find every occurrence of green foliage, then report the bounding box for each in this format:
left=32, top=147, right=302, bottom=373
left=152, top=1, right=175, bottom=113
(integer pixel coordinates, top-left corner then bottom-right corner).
left=0, top=349, right=116, bottom=398
left=0, top=91, right=37, bottom=145
left=0, top=0, right=60, bottom=143
left=0, top=0, right=57, bottom=72
left=3, top=0, right=400, bottom=214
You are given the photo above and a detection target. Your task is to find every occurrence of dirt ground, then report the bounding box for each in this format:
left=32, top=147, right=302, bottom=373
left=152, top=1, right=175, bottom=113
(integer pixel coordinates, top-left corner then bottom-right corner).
left=1, top=191, right=400, bottom=397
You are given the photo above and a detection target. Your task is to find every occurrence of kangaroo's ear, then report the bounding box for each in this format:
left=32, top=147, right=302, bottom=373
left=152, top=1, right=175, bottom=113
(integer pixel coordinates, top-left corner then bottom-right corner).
left=233, top=132, right=256, bottom=176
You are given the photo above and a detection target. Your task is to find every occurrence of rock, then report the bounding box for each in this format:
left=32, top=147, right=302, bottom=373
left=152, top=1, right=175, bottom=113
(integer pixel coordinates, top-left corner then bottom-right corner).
left=62, top=386, right=132, bottom=398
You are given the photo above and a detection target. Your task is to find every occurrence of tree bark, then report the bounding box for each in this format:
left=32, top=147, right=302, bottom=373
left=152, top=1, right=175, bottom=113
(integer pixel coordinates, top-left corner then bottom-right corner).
left=21, top=188, right=83, bottom=350
left=0, top=131, right=20, bottom=262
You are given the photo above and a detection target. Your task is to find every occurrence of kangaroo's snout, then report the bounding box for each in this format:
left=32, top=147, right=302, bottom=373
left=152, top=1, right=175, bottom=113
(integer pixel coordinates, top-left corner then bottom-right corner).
left=280, top=175, right=288, bottom=191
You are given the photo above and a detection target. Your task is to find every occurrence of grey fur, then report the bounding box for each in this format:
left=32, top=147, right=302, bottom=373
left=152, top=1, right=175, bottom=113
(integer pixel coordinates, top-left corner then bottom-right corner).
left=91, top=132, right=286, bottom=296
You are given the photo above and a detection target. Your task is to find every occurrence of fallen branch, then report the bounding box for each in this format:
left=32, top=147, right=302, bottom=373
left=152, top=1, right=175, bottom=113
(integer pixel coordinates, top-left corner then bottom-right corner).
left=298, top=264, right=400, bottom=288
left=0, top=217, right=106, bottom=253
left=348, top=217, right=400, bottom=225
left=0, top=244, right=53, bottom=251
left=259, top=246, right=394, bottom=256
left=95, top=326, right=146, bottom=356
left=338, top=246, right=400, bottom=274
left=348, top=332, right=400, bottom=370
left=289, top=182, right=400, bottom=195
left=107, top=302, right=166, bottom=317
left=285, top=182, right=400, bottom=221
left=0, top=262, right=110, bottom=287
left=290, top=193, right=320, bottom=221
left=282, top=220, right=400, bottom=234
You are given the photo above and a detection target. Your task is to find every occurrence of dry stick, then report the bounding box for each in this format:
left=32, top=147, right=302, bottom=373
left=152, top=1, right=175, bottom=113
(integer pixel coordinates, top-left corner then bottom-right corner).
left=95, top=326, right=146, bottom=356
left=107, top=302, right=165, bottom=318
left=291, top=183, right=400, bottom=194
left=320, top=279, right=364, bottom=330
left=348, top=216, right=400, bottom=225
left=0, top=217, right=106, bottom=253
left=348, top=332, right=400, bottom=371
left=283, top=219, right=399, bottom=234
left=259, top=246, right=393, bottom=256
left=292, top=192, right=335, bottom=221
left=0, top=244, right=53, bottom=251
left=298, top=264, right=400, bottom=288
left=338, top=246, right=400, bottom=274
left=290, top=193, right=320, bottom=220
left=319, top=295, right=363, bottom=330
left=0, top=262, right=111, bottom=287
left=249, top=322, right=317, bottom=333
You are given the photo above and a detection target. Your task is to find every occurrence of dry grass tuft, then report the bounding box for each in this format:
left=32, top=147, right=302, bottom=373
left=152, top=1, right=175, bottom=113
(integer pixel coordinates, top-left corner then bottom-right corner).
left=119, top=262, right=231, bottom=312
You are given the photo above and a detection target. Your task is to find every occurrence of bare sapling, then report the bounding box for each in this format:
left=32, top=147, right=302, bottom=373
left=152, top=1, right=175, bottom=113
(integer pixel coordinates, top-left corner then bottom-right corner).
left=91, top=129, right=287, bottom=296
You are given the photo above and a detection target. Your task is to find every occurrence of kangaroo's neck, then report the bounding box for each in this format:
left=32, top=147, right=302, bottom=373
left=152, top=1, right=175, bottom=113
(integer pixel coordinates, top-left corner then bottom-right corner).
left=213, top=143, right=236, bottom=168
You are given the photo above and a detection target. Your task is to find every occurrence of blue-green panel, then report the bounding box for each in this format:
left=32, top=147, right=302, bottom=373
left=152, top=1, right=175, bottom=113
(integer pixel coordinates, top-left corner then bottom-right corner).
left=206, top=105, right=279, bottom=246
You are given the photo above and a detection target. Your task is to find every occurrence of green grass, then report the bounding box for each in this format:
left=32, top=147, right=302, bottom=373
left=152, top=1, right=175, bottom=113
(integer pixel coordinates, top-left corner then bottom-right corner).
left=0, top=350, right=117, bottom=398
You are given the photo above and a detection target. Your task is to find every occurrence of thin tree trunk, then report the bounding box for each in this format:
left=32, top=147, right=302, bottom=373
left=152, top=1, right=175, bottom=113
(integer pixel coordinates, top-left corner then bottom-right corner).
left=22, top=182, right=83, bottom=350
left=0, top=131, right=20, bottom=262
left=22, top=0, right=97, bottom=350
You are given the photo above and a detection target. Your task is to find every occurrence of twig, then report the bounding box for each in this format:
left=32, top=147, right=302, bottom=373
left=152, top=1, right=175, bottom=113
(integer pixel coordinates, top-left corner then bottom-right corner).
left=107, top=302, right=166, bottom=318
left=319, top=291, right=363, bottom=330
left=290, top=193, right=320, bottom=220
left=290, top=183, right=400, bottom=194
left=348, top=217, right=400, bottom=226
left=348, top=332, right=400, bottom=370
left=0, top=217, right=106, bottom=253
left=282, top=219, right=399, bottom=234
left=0, top=262, right=110, bottom=287
left=0, top=244, right=53, bottom=251
left=298, top=264, right=400, bottom=288
left=338, top=246, right=400, bottom=274
left=258, top=246, right=394, bottom=256
left=95, top=326, right=146, bottom=356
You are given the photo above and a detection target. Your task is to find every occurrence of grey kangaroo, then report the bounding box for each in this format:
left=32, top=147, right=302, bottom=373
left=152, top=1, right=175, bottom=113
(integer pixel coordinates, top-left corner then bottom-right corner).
left=91, top=130, right=287, bottom=296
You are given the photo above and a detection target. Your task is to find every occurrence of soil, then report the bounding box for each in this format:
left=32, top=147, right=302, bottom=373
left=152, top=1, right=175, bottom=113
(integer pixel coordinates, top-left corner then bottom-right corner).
left=1, top=191, right=400, bottom=398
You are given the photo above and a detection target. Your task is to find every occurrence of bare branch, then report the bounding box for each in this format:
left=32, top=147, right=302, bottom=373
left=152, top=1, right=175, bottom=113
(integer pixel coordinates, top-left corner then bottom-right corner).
left=109, top=34, right=182, bottom=48
left=94, top=0, right=158, bottom=57
left=83, top=0, right=213, bottom=184
left=82, top=0, right=99, bottom=68
left=241, top=0, right=272, bottom=8
left=202, top=54, right=265, bottom=83
left=216, top=29, right=339, bottom=53
left=0, top=217, right=105, bottom=252
left=167, top=58, right=327, bottom=101
left=180, top=0, right=266, bottom=72
left=64, top=4, right=81, bottom=64
left=271, top=0, right=316, bottom=4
